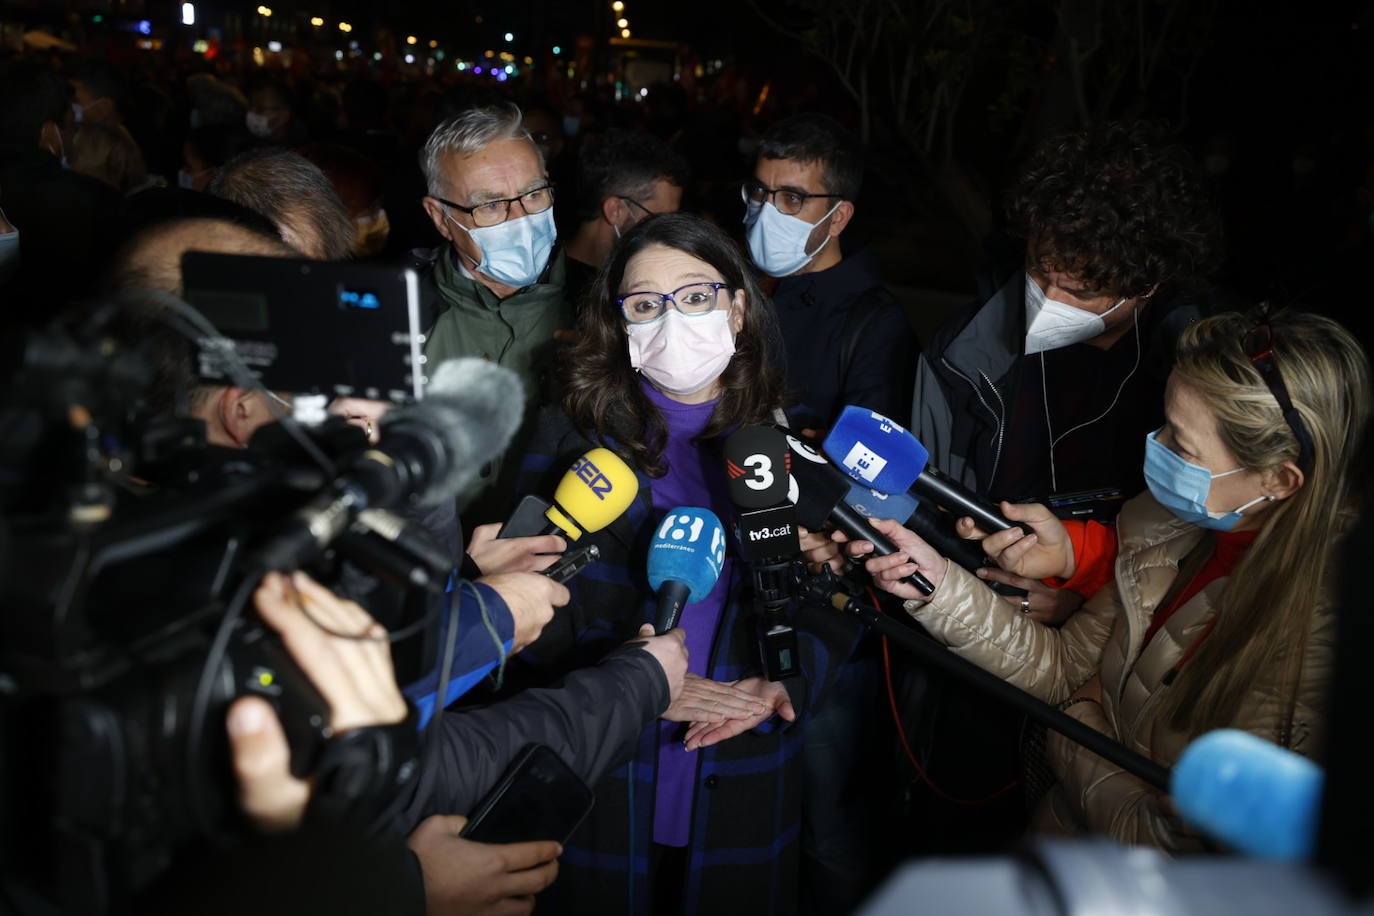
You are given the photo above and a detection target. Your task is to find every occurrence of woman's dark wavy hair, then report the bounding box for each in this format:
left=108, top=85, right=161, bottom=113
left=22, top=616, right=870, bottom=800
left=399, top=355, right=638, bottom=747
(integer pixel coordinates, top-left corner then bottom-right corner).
left=1006, top=120, right=1221, bottom=298
left=563, top=212, right=786, bottom=476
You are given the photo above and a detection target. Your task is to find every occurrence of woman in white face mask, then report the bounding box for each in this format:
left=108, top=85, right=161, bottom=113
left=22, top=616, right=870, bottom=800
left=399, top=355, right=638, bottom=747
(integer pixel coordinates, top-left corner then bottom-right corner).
left=506, top=213, right=853, bottom=914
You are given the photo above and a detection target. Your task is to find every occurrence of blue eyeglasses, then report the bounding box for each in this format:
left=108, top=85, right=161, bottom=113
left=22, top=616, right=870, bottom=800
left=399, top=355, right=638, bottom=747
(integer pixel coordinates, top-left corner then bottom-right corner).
left=618, top=282, right=730, bottom=325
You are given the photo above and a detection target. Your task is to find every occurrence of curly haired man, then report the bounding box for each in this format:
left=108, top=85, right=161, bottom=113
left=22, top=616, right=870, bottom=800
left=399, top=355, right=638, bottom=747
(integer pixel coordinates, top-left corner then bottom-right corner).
left=912, top=121, right=1223, bottom=516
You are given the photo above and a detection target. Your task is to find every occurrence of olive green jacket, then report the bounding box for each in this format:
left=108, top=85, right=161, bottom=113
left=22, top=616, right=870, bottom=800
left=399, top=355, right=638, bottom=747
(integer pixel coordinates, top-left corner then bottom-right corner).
left=421, top=246, right=571, bottom=518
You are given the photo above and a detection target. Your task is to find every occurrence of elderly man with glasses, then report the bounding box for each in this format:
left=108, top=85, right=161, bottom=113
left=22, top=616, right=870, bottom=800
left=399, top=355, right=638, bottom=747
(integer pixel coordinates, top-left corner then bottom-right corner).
left=743, top=113, right=917, bottom=431
left=418, top=103, right=571, bottom=521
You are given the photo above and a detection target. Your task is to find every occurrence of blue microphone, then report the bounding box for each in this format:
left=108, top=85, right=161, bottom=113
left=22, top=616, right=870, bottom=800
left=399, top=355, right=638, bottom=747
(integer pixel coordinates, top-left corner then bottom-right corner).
left=844, top=480, right=919, bottom=525
left=825, top=406, right=928, bottom=493
left=1171, top=729, right=1323, bottom=861
left=648, top=507, right=726, bottom=634
left=823, top=405, right=1024, bottom=535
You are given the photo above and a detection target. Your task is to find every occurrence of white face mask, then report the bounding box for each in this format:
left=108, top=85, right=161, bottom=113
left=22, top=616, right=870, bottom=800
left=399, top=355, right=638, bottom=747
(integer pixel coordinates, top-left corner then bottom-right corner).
left=245, top=111, right=275, bottom=138
left=626, top=309, right=736, bottom=397
left=743, top=199, right=839, bottom=278
left=1023, top=271, right=1127, bottom=355
left=447, top=207, right=557, bottom=289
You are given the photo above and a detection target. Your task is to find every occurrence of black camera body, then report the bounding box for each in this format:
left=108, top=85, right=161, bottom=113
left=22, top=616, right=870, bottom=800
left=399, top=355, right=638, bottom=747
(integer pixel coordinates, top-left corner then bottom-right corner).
left=0, top=318, right=420, bottom=913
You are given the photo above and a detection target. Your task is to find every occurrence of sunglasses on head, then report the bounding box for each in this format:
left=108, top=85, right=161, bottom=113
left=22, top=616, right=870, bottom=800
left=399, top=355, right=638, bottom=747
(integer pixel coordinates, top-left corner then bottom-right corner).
left=1242, top=303, right=1314, bottom=474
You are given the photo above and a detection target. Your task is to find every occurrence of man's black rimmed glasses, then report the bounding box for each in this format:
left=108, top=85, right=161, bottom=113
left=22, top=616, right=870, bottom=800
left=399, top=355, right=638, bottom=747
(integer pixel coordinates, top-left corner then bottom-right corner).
left=1243, top=304, right=1315, bottom=474
left=618, top=196, right=657, bottom=218
left=434, top=183, right=555, bottom=227
left=741, top=179, right=841, bottom=217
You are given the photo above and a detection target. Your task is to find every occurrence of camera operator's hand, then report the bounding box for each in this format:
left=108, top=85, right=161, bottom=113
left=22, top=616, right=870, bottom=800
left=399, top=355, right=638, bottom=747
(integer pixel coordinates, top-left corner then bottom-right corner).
left=628, top=624, right=689, bottom=711
left=476, top=572, right=570, bottom=651
left=328, top=396, right=392, bottom=444
left=227, top=571, right=408, bottom=832
left=407, top=814, right=560, bottom=916
left=466, top=522, right=566, bottom=575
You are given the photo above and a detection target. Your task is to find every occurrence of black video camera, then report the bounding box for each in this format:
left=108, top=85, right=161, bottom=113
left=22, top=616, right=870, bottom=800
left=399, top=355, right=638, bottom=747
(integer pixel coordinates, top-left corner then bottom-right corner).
left=0, top=278, right=433, bottom=913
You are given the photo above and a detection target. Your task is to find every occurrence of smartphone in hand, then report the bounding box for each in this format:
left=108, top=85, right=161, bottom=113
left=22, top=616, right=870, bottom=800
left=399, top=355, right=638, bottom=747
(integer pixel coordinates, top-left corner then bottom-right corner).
left=459, top=744, right=594, bottom=845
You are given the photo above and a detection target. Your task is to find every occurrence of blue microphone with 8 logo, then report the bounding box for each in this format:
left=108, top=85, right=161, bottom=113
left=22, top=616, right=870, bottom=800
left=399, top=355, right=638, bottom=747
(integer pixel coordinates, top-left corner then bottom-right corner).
left=648, top=507, right=726, bottom=634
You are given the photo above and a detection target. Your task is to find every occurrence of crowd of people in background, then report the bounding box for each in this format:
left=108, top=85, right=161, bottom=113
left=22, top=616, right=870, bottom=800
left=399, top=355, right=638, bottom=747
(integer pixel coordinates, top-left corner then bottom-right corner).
left=2, top=34, right=1373, bottom=916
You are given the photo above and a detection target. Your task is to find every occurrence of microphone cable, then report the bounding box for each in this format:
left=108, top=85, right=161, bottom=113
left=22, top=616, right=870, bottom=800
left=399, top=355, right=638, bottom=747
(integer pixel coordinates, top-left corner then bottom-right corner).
left=870, top=584, right=1023, bottom=808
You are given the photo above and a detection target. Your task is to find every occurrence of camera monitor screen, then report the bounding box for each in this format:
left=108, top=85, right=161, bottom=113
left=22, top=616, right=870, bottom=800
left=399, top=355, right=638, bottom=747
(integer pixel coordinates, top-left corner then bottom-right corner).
left=181, top=252, right=426, bottom=403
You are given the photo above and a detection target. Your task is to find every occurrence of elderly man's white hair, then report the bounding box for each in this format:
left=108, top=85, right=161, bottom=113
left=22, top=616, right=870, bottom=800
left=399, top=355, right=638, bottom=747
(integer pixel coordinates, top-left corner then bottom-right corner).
left=420, top=103, right=543, bottom=198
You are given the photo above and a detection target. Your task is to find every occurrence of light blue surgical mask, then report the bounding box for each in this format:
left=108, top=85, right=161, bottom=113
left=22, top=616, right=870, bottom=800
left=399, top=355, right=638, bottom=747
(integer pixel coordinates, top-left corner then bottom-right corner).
left=743, top=199, right=839, bottom=278
left=1143, top=428, right=1272, bottom=531
left=446, top=207, right=557, bottom=289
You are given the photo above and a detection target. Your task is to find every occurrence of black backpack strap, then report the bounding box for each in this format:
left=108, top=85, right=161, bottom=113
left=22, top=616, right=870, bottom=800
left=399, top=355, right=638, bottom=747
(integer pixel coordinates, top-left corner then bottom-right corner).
left=837, top=285, right=894, bottom=392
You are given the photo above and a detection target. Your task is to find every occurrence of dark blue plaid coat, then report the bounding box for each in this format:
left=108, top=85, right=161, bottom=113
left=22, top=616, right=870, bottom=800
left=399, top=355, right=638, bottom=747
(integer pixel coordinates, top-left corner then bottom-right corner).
left=502, top=405, right=862, bottom=915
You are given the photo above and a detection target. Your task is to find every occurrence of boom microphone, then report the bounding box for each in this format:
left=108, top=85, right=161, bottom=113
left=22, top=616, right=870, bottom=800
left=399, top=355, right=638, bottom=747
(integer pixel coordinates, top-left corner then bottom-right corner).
left=256, top=358, right=522, bottom=569
left=498, top=447, right=639, bottom=541
left=647, top=508, right=726, bottom=633
left=823, top=405, right=1027, bottom=535
left=780, top=429, right=934, bottom=595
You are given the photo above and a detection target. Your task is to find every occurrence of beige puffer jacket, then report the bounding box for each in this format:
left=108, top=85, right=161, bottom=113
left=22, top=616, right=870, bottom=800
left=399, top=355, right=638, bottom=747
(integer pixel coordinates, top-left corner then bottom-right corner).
left=904, top=491, right=1334, bottom=852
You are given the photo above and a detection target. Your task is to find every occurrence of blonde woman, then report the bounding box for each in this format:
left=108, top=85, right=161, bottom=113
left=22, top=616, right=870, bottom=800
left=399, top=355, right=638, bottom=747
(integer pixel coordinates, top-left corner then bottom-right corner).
left=833, top=309, right=1369, bottom=851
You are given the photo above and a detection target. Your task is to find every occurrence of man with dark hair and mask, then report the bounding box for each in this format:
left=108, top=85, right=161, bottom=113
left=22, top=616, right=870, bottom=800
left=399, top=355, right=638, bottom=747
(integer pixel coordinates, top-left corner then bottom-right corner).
left=744, top=112, right=917, bottom=429
left=563, top=129, right=687, bottom=312
left=67, top=58, right=125, bottom=129
left=743, top=114, right=920, bottom=916
left=417, top=104, right=570, bottom=522
left=912, top=122, right=1222, bottom=621
left=889, top=125, right=1223, bottom=825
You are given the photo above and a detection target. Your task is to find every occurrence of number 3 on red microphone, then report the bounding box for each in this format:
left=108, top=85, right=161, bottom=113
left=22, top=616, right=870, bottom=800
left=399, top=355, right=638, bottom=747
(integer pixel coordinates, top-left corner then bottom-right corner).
left=743, top=453, right=773, bottom=491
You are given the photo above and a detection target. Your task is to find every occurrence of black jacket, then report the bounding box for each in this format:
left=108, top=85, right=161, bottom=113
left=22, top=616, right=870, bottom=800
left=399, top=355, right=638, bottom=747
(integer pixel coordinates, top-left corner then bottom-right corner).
left=400, top=645, right=670, bottom=827
left=910, top=273, right=1207, bottom=503
left=499, top=405, right=862, bottom=915
left=0, top=144, right=123, bottom=312
left=772, top=247, right=918, bottom=427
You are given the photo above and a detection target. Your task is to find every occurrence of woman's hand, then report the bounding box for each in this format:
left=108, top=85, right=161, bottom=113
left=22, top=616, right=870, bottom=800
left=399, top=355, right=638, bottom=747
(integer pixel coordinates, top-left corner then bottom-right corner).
left=1068, top=672, right=1103, bottom=704
left=661, top=673, right=770, bottom=725
left=681, top=678, right=795, bottom=750
left=227, top=571, right=408, bottom=832
left=798, top=525, right=844, bottom=574
left=976, top=567, right=1086, bottom=626
left=955, top=501, right=1075, bottom=581
left=831, top=517, right=949, bottom=601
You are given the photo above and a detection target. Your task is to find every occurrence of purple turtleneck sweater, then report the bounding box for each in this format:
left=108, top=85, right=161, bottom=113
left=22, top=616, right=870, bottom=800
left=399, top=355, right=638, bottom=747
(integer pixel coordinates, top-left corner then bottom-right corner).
left=641, top=379, right=736, bottom=847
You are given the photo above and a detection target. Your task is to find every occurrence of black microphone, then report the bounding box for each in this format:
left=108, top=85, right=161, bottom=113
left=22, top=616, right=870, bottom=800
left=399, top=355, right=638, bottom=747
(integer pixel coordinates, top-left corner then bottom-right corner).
left=779, top=429, right=935, bottom=595
left=724, top=425, right=802, bottom=565
left=724, top=427, right=802, bottom=680
left=255, top=358, right=523, bottom=570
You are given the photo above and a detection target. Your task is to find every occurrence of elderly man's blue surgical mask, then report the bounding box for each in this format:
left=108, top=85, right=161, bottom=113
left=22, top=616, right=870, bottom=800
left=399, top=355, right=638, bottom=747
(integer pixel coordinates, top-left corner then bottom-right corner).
left=446, top=208, right=557, bottom=290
